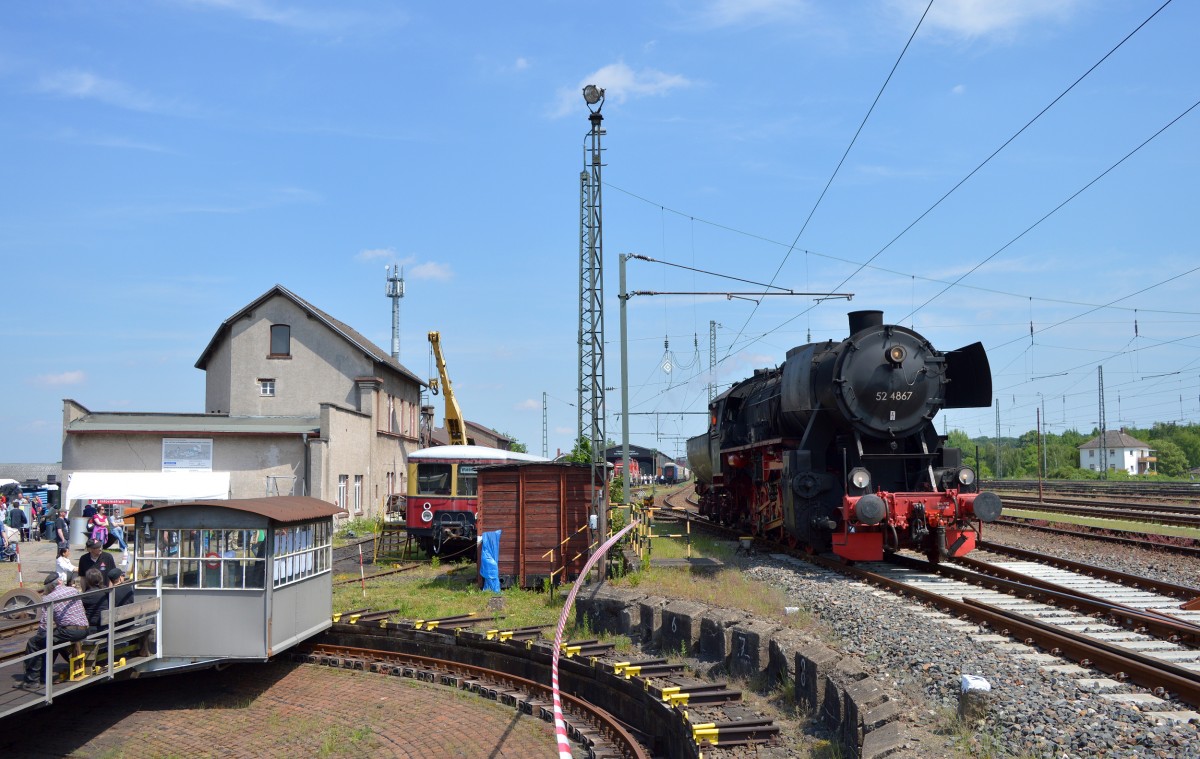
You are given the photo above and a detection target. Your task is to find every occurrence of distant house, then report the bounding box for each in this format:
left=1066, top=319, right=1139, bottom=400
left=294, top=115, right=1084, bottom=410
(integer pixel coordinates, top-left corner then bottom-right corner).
left=430, top=420, right=515, bottom=450
left=1078, top=429, right=1156, bottom=475
left=62, top=284, right=426, bottom=522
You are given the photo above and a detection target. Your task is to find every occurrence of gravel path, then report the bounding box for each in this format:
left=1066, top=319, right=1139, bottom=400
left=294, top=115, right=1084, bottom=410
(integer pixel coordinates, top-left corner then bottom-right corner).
left=739, top=543, right=1200, bottom=759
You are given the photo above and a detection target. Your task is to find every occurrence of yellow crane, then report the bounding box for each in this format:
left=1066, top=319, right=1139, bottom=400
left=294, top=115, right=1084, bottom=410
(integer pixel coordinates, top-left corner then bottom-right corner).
left=427, top=331, right=467, bottom=446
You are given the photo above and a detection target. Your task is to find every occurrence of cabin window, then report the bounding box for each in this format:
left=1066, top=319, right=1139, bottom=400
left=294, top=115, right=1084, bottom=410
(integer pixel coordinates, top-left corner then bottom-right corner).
left=416, top=463, right=453, bottom=495
left=137, top=528, right=268, bottom=590
left=456, top=465, right=479, bottom=497
left=272, top=521, right=332, bottom=588
left=270, top=324, right=291, bottom=357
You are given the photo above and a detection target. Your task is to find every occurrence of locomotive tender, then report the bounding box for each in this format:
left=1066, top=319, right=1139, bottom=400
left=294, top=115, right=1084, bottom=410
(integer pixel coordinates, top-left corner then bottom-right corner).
left=687, top=310, right=1001, bottom=562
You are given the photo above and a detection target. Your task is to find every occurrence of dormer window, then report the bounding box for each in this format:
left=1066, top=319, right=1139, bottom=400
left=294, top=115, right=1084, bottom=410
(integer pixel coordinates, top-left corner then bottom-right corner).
left=270, top=324, right=291, bottom=357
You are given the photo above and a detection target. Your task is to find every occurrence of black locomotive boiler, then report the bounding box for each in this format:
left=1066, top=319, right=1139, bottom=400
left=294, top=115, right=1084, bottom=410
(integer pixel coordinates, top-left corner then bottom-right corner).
left=687, top=310, right=1001, bottom=562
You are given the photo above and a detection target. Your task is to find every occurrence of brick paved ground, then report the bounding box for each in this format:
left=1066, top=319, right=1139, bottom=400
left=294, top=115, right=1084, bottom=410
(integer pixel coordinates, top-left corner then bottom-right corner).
left=0, top=662, right=572, bottom=758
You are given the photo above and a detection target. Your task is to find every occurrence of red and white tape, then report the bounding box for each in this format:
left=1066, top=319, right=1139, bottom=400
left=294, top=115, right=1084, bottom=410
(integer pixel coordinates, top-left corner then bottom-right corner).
left=549, top=520, right=639, bottom=759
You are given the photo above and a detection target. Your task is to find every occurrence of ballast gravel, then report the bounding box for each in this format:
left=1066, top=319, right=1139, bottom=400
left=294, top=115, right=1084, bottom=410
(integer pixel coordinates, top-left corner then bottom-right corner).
left=740, top=538, right=1200, bottom=759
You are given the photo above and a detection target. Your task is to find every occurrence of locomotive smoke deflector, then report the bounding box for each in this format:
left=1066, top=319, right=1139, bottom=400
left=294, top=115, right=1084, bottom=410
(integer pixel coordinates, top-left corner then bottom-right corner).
left=943, top=341, right=992, bottom=408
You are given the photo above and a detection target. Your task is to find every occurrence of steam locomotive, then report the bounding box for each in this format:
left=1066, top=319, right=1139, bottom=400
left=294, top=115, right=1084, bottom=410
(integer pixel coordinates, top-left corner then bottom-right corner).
left=686, top=310, right=1001, bottom=562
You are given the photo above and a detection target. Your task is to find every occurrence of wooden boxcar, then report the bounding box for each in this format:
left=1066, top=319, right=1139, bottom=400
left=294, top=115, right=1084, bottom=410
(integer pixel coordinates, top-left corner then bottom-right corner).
left=477, top=462, right=595, bottom=589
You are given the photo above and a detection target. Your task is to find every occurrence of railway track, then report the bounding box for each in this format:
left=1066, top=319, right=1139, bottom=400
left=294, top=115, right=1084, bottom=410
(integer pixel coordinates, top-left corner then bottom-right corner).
left=1001, top=496, right=1200, bottom=529
left=988, top=480, right=1200, bottom=506
left=653, top=501, right=1200, bottom=714
left=315, top=613, right=783, bottom=757
left=298, top=642, right=647, bottom=759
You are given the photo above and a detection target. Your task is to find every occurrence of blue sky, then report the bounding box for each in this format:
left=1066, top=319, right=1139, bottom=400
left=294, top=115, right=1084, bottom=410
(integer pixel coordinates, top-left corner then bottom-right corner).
left=3, top=0, right=1198, bottom=465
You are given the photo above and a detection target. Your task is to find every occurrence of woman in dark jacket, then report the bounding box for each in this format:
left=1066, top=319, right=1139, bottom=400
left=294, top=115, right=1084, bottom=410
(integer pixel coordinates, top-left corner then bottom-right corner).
left=80, top=568, right=109, bottom=633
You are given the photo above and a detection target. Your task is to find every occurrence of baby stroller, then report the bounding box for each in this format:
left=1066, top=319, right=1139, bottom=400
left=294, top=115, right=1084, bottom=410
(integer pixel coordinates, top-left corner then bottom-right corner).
left=0, top=525, right=18, bottom=562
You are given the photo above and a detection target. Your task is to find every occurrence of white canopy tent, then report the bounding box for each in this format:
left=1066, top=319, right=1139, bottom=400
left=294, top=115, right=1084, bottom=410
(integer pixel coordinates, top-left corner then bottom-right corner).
left=64, top=471, right=231, bottom=506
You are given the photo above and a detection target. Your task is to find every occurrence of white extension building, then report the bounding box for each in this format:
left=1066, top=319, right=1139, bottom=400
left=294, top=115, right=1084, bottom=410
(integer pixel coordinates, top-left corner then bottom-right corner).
left=1077, top=429, right=1156, bottom=475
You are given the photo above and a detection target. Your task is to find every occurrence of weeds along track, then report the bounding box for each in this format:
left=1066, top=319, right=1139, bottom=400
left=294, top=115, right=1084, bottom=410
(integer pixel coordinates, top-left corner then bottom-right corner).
left=310, top=615, right=782, bottom=757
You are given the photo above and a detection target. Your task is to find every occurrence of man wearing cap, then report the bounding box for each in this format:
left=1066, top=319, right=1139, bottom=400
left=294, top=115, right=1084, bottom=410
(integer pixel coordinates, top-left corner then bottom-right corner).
left=78, top=539, right=117, bottom=579
left=21, top=573, right=89, bottom=685
left=108, top=567, right=134, bottom=608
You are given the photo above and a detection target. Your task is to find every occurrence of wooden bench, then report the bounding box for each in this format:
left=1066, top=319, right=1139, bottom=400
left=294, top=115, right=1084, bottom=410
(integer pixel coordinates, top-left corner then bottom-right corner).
left=69, top=597, right=160, bottom=680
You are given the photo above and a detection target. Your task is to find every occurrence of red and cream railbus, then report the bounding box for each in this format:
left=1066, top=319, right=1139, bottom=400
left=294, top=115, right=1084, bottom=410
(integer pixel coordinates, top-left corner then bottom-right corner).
left=403, top=445, right=548, bottom=556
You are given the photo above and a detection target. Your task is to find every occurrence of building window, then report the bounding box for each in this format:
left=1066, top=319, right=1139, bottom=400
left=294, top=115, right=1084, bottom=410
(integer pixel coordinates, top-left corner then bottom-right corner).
left=337, top=475, right=348, bottom=510
left=270, top=324, right=291, bottom=357
left=353, top=475, right=363, bottom=514
left=1088, top=449, right=1094, bottom=459
left=259, top=378, right=276, bottom=397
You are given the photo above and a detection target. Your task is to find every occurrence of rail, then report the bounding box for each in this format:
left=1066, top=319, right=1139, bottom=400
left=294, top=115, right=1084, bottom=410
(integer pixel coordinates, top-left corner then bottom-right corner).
left=300, top=642, right=648, bottom=758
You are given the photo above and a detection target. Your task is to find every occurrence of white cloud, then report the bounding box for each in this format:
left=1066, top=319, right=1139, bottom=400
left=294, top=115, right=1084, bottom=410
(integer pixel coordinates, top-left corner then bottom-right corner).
left=37, top=370, right=86, bottom=386
left=52, top=129, right=175, bottom=153
left=356, top=247, right=396, bottom=262
left=514, top=57, right=530, bottom=71
left=552, top=62, right=691, bottom=118
left=515, top=399, right=540, bottom=411
left=952, top=84, right=966, bottom=95
left=36, top=70, right=162, bottom=113
left=889, top=0, right=1083, bottom=39
left=698, top=0, right=812, bottom=28
left=176, top=0, right=397, bottom=33
left=408, top=261, right=453, bottom=281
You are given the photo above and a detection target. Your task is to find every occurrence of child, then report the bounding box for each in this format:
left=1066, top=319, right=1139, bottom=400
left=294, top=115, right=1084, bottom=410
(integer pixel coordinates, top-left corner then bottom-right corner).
left=55, top=545, right=74, bottom=584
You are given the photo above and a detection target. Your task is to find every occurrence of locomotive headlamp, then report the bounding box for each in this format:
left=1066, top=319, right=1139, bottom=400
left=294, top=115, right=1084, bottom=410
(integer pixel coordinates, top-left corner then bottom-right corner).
left=848, top=467, right=872, bottom=494
left=886, top=345, right=907, bottom=364
left=956, top=467, right=976, bottom=487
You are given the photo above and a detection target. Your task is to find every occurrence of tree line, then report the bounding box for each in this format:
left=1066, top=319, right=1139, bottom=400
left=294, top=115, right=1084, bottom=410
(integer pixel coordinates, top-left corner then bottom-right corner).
left=949, top=421, right=1200, bottom=480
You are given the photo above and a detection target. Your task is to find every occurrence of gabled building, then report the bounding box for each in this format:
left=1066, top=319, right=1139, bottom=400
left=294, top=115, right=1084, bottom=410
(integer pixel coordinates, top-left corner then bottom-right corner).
left=62, top=285, right=426, bottom=522
left=1078, top=429, right=1156, bottom=475
left=430, top=420, right=515, bottom=450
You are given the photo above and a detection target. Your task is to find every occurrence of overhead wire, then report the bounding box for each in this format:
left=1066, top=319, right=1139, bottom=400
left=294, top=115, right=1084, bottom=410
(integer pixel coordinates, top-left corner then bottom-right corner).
left=725, top=0, right=936, bottom=359
left=723, top=0, right=1179, bottom=359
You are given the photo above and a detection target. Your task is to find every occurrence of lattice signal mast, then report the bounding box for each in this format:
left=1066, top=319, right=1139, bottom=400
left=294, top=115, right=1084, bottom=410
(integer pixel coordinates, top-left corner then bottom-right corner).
left=386, top=265, right=405, bottom=361
left=578, top=84, right=607, bottom=518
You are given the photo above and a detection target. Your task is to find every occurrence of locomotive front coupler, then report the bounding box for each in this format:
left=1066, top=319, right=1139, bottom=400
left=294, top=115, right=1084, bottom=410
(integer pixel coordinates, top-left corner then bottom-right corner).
left=811, top=516, right=838, bottom=531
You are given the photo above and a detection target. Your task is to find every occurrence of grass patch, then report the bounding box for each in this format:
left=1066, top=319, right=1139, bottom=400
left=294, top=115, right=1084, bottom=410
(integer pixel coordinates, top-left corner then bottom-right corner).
left=334, top=560, right=604, bottom=637
left=334, top=518, right=820, bottom=639
left=933, top=706, right=1015, bottom=759
left=1003, top=509, right=1200, bottom=540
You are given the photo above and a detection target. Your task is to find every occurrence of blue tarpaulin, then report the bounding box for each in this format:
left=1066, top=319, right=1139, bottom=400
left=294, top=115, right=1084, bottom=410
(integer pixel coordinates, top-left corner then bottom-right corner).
left=480, top=529, right=501, bottom=592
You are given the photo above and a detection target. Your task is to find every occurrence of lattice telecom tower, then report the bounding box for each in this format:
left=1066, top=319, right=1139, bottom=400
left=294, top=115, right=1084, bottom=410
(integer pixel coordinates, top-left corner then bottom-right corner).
left=578, top=84, right=607, bottom=514
left=385, top=265, right=405, bottom=360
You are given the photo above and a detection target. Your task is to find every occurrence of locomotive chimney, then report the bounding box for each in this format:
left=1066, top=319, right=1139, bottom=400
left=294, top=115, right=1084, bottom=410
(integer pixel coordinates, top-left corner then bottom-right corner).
left=848, top=310, right=883, bottom=335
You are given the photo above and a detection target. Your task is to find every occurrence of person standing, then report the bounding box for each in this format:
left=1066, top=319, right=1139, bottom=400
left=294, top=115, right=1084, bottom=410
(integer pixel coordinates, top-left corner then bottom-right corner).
left=8, top=503, right=28, bottom=542
left=78, top=539, right=117, bottom=578
left=21, top=573, right=89, bottom=686
left=53, top=510, right=69, bottom=550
